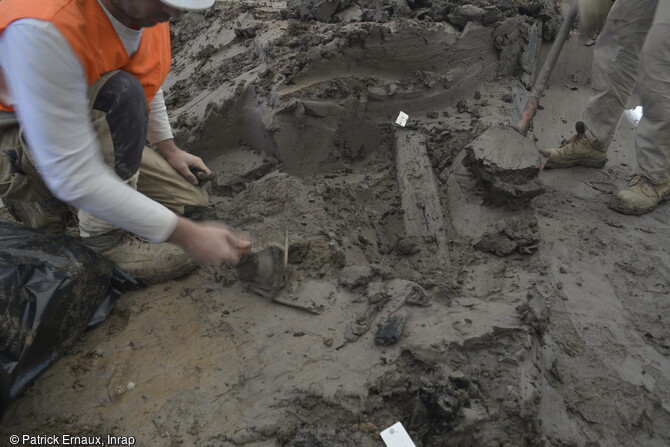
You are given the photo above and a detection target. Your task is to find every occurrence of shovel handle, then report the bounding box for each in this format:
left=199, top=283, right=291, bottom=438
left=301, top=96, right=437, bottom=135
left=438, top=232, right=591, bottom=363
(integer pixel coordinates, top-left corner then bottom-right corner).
left=515, top=2, right=579, bottom=136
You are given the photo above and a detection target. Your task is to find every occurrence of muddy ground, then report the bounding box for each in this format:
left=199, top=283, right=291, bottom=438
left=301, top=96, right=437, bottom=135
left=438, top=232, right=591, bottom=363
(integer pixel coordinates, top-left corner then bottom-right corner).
left=2, top=0, right=670, bottom=445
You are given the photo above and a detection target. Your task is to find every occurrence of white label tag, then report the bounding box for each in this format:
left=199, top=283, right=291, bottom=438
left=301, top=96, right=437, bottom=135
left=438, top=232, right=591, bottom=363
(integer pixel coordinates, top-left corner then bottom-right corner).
left=395, top=111, right=409, bottom=127
left=380, top=422, right=416, bottom=447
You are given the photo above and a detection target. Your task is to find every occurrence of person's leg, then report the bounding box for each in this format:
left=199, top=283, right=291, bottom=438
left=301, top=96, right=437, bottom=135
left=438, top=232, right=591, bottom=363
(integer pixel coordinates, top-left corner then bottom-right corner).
left=635, top=6, right=670, bottom=185
left=609, top=3, right=670, bottom=215
left=0, top=117, right=72, bottom=233
left=78, top=71, right=196, bottom=284
left=77, top=70, right=148, bottom=237
left=542, top=0, right=658, bottom=169
left=137, top=146, right=208, bottom=215
left=583, top=0, right=658, bottom=150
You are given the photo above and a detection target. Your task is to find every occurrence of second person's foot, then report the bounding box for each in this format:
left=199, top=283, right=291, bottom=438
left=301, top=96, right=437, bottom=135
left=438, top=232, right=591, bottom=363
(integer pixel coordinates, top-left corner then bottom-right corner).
left=608, top=175, right=670, bottom=216
left=541, top=121, right=607, bottom=169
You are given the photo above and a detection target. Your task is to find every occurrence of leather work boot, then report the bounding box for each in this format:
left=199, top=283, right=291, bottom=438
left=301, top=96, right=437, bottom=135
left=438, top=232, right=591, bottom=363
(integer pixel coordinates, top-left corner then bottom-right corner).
left=541, top=121, right=606, bottom=169
left=3, top=198, right=72, bottom=234
left=82, top=230, right=197, bottom=285
left=608, top=175, right=670, bottom=216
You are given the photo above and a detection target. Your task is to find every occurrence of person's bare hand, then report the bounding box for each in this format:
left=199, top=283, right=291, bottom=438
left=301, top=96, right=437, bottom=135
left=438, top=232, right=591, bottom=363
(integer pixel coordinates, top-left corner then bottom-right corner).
left=168, top=218, right=250, bottom=265
left=157, top=139, right=211, bottom=185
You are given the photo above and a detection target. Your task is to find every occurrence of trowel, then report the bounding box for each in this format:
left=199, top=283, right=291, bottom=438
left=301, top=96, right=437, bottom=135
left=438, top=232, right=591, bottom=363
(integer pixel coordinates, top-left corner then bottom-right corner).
left=236, top=228, right=289, bottom=298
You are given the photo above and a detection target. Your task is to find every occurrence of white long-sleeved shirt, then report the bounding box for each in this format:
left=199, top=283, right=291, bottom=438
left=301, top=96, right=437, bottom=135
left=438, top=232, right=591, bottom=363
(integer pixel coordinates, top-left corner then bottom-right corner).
left=0, top=8, right=178, bottom=243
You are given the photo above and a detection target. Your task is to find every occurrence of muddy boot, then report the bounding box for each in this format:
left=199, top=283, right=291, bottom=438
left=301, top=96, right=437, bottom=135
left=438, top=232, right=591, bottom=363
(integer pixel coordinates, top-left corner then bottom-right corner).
left=82, top=230, right=197, bottom=285
left=541, top=121, right=607, bottom=169
left=77, top=170, right=196, bottom=284
left=3, top=198, right=72, bottom=234
left=608, top=175, right=670, bottom=216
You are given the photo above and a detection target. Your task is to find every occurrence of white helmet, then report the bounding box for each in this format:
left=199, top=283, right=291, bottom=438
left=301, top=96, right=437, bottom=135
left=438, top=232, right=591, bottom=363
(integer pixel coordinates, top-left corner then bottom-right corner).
left=160, top=0, right=215, bottom=11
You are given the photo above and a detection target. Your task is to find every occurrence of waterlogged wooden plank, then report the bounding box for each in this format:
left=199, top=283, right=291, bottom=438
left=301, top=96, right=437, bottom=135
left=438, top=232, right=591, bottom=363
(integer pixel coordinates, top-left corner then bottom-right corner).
left=395, top=130, right=450, bottom=265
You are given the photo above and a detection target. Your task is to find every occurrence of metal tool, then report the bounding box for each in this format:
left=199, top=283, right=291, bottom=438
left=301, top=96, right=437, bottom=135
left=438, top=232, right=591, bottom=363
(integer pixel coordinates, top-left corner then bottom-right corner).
left=236, top=228, right=289, bottom=298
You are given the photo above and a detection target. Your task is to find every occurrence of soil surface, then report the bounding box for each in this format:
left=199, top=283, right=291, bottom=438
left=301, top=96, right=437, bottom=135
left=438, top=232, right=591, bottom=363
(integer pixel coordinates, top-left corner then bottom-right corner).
left=2, top=0, right=670, bottom=446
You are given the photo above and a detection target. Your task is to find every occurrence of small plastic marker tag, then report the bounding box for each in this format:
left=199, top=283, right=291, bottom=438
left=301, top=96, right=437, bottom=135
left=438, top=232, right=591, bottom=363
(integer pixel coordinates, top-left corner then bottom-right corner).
left=395, top=111, right=409, bottom=127
left=380, top=421, right=416, bottom=447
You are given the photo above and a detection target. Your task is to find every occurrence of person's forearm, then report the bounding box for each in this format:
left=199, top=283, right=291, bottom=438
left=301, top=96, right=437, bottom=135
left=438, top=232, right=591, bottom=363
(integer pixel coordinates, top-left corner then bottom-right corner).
left=167, top=217, right=250, bottom=266
left=167, top=216, right=197, bottom=250
left=156, top=138, right=179, bottom=158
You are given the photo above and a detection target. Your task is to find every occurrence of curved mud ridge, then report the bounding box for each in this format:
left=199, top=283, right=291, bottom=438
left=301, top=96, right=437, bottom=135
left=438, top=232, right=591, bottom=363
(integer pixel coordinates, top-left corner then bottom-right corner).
left=173, top=5, right=537, bottom=175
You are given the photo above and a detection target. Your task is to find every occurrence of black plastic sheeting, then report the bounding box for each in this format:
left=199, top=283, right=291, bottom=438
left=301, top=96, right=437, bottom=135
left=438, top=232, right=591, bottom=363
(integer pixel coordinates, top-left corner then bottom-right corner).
left=0, top=220, right=138, bottom=418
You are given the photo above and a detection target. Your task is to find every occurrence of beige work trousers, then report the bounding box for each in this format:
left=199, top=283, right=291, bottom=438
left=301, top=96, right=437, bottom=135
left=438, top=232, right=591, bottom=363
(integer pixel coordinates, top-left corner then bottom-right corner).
left=584, top=0, right=670, bottom=184
left=0, top=74, right=207, bottom=235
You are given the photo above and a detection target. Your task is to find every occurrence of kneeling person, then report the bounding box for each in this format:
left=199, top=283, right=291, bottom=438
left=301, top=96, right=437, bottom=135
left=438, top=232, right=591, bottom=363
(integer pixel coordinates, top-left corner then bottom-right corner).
left=0, top=0, right=249, bottom=283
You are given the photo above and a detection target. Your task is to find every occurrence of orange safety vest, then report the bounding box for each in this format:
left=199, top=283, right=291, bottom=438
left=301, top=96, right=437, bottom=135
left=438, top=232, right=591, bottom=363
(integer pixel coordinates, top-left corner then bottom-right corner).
left=0, top=0, right=171, bottom=112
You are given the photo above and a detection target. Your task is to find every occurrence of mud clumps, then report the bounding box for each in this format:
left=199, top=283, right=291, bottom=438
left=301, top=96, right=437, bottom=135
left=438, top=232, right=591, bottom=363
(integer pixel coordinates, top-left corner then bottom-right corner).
left=282, top=0, right=562, bottom=37
left=374, top=312, right=408, bottom=345
left=417, top=371, right=470, bottom=425
left=362, top=348, right=540, bottom=446
left=282, top=425, right=369, bottom=446
left=474, top=213, right=540, bottom=256
left=493, top=17, right=541, bottom=83
left=464, top=126, right=546, bottom=208
left=516, top=286, right=549, bottom=337
left=339, top=264, right=377, bottom=289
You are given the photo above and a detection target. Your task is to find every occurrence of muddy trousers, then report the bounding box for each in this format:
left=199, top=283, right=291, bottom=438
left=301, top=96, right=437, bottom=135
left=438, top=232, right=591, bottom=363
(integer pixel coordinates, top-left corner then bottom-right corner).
left=0, top=71, right=207, bottom=235
left=583, top=0, right=670, bottom=184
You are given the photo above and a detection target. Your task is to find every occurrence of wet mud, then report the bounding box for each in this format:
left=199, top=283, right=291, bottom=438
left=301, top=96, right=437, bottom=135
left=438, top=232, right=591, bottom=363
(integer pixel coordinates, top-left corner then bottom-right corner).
left=2, top=0, right=670, bottom=446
